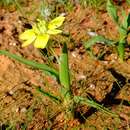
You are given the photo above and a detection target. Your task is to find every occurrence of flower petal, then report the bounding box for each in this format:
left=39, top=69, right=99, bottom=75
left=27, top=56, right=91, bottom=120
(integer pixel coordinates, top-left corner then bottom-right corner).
left=22, top=35, right=36, bottom=47
left=32, top=24, right=41, bottom=35
left=19, top=29, right=35, bottom=40
left=48, top=16, right=65, bottom=30
left=34, top=34, right=49, bottom=48
left=47, top=29, right=62, bottom=34
left=37, top=19, right=47, bottom=33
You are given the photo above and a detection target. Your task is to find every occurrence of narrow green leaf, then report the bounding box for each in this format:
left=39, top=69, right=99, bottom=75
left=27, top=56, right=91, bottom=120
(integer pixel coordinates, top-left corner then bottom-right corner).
left=117, top=12, right=130, bottom=61
left=117, top=39, right=126, bottom=61
left=59, top=43, right=72, bottom=103
left=126, top=0, right=130, bottom=5
left=74, top=96, right=118, bottom=117
left=118, top=26, right=127, bottom=40
left=36, top=87, right=61, bottom=103
left=20, top=123, right=27, bottom=130
left=107, top=0, right=119, bottom=24
left=121, top=12, right=130, bottom=30
left=0, top=50, right=59, bottom=80
left=84, top=35, right=115, bottom=49
left=127, top=13, right=130, bottom=27
left=59, top=43, right=70, bottom=89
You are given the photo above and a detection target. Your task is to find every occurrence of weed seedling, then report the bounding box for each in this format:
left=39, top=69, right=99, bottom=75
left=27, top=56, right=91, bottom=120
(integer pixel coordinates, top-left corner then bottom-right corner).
left=84, top=0, right=130, bottom=61
left=0, top=0, right=15, bottom=6
left=79, top=0, right=106, bottom=9
left=0, top=0, right=21, bottom=10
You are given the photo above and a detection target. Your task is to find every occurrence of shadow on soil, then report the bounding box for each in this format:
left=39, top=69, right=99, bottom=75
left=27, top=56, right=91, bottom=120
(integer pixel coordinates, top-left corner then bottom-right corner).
left=75, top=68, right=130, bottom=123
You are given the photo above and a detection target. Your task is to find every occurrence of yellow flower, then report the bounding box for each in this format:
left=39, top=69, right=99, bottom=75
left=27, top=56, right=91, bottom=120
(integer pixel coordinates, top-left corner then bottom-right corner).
left=19, top=16, right=65, bottom=48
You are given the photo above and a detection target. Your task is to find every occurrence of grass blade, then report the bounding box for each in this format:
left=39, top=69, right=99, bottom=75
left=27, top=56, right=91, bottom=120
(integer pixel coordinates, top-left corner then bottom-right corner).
left=36, top=87, right=61, bottom=103
left=59, top=43, right=72, bottom=103
left=84, top=35, right=115, bottom=49
left=117, top=40, right=125, bottom=61
left=59, top=43, right=70, bottom=89
left=74, top=96, right=118, bottom=117
left=107, top=0, right=119, bottom=24
left=0, top=50, right=59, bottom=80
left=126, top=0, right=130, bottom=4
left=121, top=12, right=130, bottom=30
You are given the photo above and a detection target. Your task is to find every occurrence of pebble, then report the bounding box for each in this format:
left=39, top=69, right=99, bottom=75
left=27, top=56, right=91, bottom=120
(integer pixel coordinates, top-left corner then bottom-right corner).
left=77, top=74, right=86, bottom=80
left=9, top=42, right=16, bottom=46
left=16, top=108, right=19, bottom=112
left=87, top=31, right=97, bottom=37
left=71, top=51, right=77, bottom=58
left=8, top=90, right=14, bottom=95
left=20, top=107, right=27, bottom=113
left=89, top=83, right=96, bottom=90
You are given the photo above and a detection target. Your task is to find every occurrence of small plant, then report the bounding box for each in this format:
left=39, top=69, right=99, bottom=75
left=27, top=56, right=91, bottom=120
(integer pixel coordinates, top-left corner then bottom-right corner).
left=79, top=0, right=106, bottom=8
left=0, top=0, right=22, bottom=13
left=126, top=0, right=130, bottom=4
left=0, top=0, right=15, bottom=6
left=0, top=16, right=118, bottom=120
left=84, top=0, right=130, bottom=61
left=0, top=0, right=20, bottom=7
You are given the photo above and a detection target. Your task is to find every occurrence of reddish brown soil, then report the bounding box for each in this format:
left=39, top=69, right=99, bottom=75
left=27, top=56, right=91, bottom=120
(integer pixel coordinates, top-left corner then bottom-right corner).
left=0, top=1, right=130, bottom=130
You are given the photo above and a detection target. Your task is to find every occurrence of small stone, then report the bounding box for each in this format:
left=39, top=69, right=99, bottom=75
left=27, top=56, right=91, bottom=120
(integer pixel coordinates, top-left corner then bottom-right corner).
left=87, top=31, right=97, bottom=37
left=89, top=83, right=96, bottom=90
left=60, top=13, right=66, bottom=16
left=16, top=108, right=19, bottom=112
left=71, top=51, right=77, bottom=58
left=9, top=42, right=16, bottom=46
left=20, top=107, right=27, bottom=113
left=8, top=90, right=14, bottom=95
left=77, top=74, right=86, bottom=80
